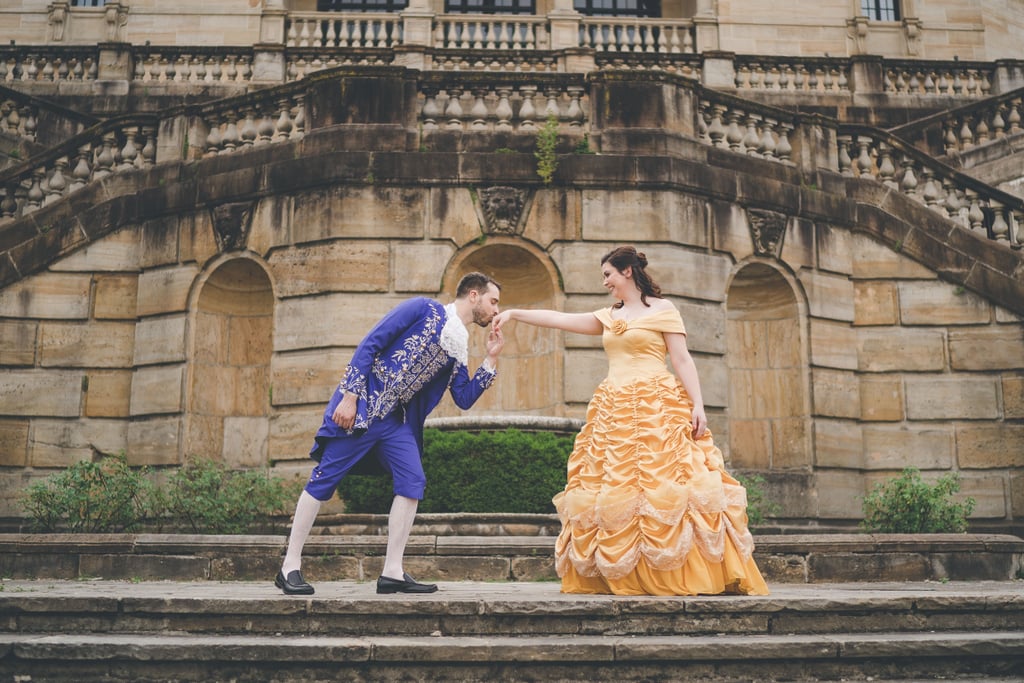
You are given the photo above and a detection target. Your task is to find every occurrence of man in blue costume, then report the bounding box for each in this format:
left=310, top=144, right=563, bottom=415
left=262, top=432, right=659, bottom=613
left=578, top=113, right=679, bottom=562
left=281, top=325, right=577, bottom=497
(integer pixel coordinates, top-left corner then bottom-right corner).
left=276, top=272, right=504, bottom=595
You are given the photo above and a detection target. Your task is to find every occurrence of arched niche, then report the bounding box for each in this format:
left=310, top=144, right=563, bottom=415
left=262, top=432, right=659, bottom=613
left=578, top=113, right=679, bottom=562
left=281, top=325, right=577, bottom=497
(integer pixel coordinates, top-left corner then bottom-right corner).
left=185, top=256, right=274, bottom=467
left=436, top=239, right=563, bottom=416
left=725, top=261, right=809, bottom=470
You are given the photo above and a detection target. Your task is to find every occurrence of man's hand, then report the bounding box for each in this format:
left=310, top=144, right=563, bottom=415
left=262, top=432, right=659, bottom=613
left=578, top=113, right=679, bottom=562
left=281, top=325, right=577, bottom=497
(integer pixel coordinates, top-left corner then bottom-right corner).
left=331, top=392, right=358, bottom=430
left=485, top=323, right=505, bottom=362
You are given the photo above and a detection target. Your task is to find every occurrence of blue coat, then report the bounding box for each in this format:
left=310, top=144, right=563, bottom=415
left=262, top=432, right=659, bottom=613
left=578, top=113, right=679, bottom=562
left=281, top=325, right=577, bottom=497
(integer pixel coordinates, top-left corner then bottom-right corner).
left=311, top=297, right=495, bottom=463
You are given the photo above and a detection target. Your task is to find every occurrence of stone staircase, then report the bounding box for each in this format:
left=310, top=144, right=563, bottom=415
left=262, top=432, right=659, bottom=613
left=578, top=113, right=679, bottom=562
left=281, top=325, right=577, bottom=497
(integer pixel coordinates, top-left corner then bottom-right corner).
left=0, top=578, right=1022, bottom=682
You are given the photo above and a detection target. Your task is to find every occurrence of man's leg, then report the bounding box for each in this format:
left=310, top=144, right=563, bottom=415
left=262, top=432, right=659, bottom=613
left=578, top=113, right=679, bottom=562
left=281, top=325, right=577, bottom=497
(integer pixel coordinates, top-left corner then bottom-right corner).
left=281, top=490, right=321, bottom=575
left=381, top=494, right=419, bottom=581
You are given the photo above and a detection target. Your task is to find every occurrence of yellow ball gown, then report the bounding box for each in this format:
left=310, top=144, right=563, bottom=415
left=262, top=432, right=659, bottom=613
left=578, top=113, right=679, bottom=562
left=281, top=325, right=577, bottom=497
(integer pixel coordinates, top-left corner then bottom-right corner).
left=553, top=307, right=770, bottom=596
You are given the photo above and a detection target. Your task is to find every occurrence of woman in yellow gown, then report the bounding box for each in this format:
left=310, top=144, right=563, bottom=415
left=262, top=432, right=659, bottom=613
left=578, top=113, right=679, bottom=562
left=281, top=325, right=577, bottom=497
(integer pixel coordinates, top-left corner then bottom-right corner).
left=492, top=246, right=769, bottom=596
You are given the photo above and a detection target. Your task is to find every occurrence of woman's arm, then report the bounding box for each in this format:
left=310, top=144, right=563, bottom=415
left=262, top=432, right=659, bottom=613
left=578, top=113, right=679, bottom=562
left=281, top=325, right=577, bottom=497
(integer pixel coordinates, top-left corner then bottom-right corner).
left=664, top=331, right=708, bottom=438
left=493, top=309, right=603, bottom=336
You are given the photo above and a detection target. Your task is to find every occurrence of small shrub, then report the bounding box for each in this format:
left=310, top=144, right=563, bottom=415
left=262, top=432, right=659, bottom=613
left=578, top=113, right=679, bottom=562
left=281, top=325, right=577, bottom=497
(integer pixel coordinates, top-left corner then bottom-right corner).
left=151, top=457, right=302, bottom=534
left=22, top=452, right=151, bottom=533
left=573, top=134, right=595, bottom=155
left=860, top=467, right=975, bottom=533
left=339, top=428, right=573, bottom=514
left=735, top=473, right=780, bottom=526
left=534, top=114, right=559, bottom=185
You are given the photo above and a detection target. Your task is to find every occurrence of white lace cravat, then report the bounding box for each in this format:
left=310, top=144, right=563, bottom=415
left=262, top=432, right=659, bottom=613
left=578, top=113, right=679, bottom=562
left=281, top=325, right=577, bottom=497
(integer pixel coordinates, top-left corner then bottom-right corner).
left=440, top=303, right=469, bottom=366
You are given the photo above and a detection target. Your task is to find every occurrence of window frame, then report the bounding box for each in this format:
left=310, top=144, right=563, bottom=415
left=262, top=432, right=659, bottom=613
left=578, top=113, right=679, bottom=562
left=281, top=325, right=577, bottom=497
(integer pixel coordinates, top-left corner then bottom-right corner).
left=859, top=0, right=901, bottom=22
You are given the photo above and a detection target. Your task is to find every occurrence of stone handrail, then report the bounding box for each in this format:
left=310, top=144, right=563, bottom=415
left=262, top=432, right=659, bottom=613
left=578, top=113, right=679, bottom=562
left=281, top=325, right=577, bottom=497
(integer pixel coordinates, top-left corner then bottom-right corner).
left=133, top=46, right=257, bottom=86
left=579, top=17, right=694, bottom=54
left=696, top=86, right=801, bottom=164
left=882, top=58, right=994, bottom=97
left=838, top=124, right=1024, bottom=247
left=732, top=55, right=851, bottom=93
left=0, top=84, right=98, bottom=146
left=887, top=86, right=1024, bottom=160
left=418, top=71, right=588, bottom=133
left=434, top=14, right=546, bottom=51
left=287, top=12, right=404, bottom=49
left=0, top=45, right=98, bottom=84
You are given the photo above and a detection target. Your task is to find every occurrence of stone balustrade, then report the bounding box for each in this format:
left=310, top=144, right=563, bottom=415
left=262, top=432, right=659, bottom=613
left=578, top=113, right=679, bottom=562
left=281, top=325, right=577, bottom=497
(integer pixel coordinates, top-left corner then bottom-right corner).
left=287, top=13, right=403, bottom=49
left=838, top=127, right=1024, bottom=247
left=1, top=99, right=38, bottom=142
left=134, top=48, right=256, bottom=85
left=435, top=15, right=545, bottom=51
left=418, top=73, right=587, bottom=133
left=884, top=60, right=994, bottom=97
left=579, top=18, right=694, bottom=54
left=0, top=47, right=98, bottom=84
left=733, top=57, right=850, bottom=93
left=697, top=93, right=797, bottom=164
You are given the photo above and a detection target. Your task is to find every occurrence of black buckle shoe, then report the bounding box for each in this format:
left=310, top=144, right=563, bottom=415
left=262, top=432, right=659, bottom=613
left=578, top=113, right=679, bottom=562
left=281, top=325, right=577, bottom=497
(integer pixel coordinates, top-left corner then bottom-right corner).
left=275, top=569, right=314, bottom=595
left=376, top=572, right=438, bottom=594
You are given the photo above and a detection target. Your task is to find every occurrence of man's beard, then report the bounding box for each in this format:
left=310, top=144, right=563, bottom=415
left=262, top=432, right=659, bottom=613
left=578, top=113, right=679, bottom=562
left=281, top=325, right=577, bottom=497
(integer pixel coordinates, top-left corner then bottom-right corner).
left=471, top=304, right=492, bottom=327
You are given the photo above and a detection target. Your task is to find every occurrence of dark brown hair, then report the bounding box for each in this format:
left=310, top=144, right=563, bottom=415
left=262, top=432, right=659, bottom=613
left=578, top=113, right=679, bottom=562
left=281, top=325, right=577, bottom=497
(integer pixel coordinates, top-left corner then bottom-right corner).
left=601, top=246, right=662, bottom=308
left=455, top=272, right=501, bottom=299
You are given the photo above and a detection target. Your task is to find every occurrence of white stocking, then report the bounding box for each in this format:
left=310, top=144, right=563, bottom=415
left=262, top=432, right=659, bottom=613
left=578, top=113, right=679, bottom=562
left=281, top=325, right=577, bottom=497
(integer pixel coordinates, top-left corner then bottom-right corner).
left=381, top=495, right=419, bottom=580
left=281, top=490, right=321, bottom=574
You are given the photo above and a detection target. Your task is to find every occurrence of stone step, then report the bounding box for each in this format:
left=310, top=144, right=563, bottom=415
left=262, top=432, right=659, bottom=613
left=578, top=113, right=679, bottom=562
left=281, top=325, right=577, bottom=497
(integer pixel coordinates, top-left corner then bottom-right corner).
left=2, top=630, right=1022, bottom=682
left=3, top=581, right=1022, bottom=638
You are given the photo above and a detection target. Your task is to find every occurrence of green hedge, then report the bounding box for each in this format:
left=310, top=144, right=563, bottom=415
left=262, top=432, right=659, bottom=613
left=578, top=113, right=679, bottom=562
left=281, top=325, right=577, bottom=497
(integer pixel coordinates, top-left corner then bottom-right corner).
left=338, top=428, right=575, bottom=514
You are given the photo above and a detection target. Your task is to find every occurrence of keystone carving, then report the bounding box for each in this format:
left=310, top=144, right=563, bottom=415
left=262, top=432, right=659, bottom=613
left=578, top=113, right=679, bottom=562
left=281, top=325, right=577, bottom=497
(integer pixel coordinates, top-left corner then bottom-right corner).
left=210, top=201, right=254, bottom=253
left=477, top=186, right=529, bottom=236
left=748, top=209, right=788, bottom=258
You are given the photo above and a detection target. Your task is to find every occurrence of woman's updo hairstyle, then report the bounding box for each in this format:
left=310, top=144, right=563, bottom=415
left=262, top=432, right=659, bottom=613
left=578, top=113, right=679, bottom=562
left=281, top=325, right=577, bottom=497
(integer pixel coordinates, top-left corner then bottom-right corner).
left=601, top=245, right=663, bottom=308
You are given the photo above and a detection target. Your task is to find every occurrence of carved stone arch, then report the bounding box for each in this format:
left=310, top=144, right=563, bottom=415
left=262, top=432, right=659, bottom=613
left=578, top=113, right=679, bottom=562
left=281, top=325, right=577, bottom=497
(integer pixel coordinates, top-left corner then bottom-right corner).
left=724, top=259, right=811, bottom=472
left=437, top=237, right=564, bottom=416
left=184, top=253, right=275, bottom=467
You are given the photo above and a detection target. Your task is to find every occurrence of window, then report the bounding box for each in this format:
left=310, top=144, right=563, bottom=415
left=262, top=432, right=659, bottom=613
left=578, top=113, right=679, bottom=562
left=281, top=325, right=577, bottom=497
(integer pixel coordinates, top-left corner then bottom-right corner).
left=574, top=0, right=660, bottom=17
left=445, top=0, right=535, bottom=14
left=70, top=0, right=105, bottom=6
left=860, top=0, right=900, bottom=21
left=317, top=0, right=409, bottom=10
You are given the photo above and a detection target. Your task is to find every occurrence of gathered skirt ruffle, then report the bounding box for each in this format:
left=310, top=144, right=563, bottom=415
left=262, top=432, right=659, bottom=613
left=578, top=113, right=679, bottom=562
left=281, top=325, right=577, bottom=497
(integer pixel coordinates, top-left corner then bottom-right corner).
left=553, top=373, right=769, bottom=596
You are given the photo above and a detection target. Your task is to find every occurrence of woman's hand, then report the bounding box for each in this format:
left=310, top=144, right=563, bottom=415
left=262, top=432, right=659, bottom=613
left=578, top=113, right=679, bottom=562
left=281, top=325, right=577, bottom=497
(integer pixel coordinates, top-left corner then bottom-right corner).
left=491, top=310, right=513, bottom=332
left=691, top=405, right=707, bottom=439
left=331, top=392, right=358, bottom=430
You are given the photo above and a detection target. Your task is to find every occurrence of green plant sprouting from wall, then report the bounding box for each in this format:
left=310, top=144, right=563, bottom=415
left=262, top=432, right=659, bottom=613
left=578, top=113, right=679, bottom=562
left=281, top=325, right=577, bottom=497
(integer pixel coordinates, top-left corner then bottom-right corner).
left=535, top=114, right=559, bottom=185
left=860, top=467, right=976, bottom=533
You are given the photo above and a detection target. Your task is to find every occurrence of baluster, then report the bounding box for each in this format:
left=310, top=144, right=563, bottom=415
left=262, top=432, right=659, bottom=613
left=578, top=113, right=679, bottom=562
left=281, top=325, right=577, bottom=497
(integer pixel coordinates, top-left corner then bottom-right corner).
left=823, top=68, right=834, bottom=92
left=22, top=108, right=37, bottom=142
left=856, top=137, right=873, bottom=178
left=959, top=116, right=974, bottom=149
left=221, top=111, right=239, bottom=153
left=696, top=103, right=709, bottom=143
left=299, top=19, right=311, bottom=47
left=942, top=178, right=962, bottom=225
left=470, top=89, right=489, bottom=130
left=5, top=105, right=20, bottom=137
left=775, top=122, right=793, bottom=162
left=921, top=168, right=942, bottom=211
left=312, top=19, right=324, bottom=48
left=25, top=168, right=45, bottom=214
left=494, top=88, right=513, bottom=131
left=43, top=158, right=67, bottom=206
left=140, top=126, right=156, bottom=166
left=93, top=132, right=116, bottom=179
left=544, top=89, right=560, bottom=119
left=566, top=86, right=584, bottom=131
left=69, top=146, right=92, bottom=192
left=1007, top=99, right=1022, bottom=134
left=195, top=58, right=207, bottom=83
left=742, top=113, right=760, bottom=156
left=293, top=102, right=305, bottom=140
left=974, top=115, right=989, bottom=144
left=990, top=201, right=1009, bottom=242
left=324, top=19, right=337, bottom=48
left=119, top=126, right=139, bottom=169
left=445, top=88, right=464, bottom=129
left=287, top=20, right=298, bottom=47
left=943, top=120, right=959, bottom=155
left=725, top=110, right=743, bottom=151
left=518, top=86, right=538, bottom=131
left=421, top=87, right=440, bottom=130
left=210, top=59, right=222, bottom=83
left=682, top=25, right=694, bottom=52
left=240, top=109, right=257, bottom=148
left=337, top=19, right=351, bottom=48
left=205, top=114, right=223, bottom=157
left=0, top=185, right=17, bottom=221
left=256, top=105, right=275, bottom=145
left=966, top=190, right=985, bottom=233
left=759, top=117, right=777, bottom=160
left=877, top=144, right=897, bottom=188
left=226, top=56, right=238, bottom=83
left=748, top=63, right=761, bottom=89
left=899, top=156, right=919, bottom=200
left=1011, top=209, right=1024, bottom=247
left=992, top=105, right=1006, bottom=138
left=706, top=104, right=726, bottom=148
left=275, top=99, right=294, bottom=141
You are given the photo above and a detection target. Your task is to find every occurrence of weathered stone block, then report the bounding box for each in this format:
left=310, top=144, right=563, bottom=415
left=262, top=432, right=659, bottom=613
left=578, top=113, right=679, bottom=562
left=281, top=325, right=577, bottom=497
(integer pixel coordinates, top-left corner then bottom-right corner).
left=728, top=418, right=771, bottom=469
left=857, top=328, right=947, bottom=372
left=853, top=281, right=898, bottom=326
left=1004, top=375, right=1024, bottom=419
left=862, top=424, right=954, bottom=470
left=808, top=552, right=930, bottom=582
left=563, top=348, right=606, bottom=404
left=948, top=326, right=1024, bottom=371
left=800, top=270, right=855, bottom=322
left=581, top=190, right=709, bottom=247
left=850, top=233, right=935, bottom=280
left=229, top=315, right=273, bottom=366
left=269, top=407, right=322, bottom=463
left=812, top=368, right=860, bottom=418
left=523, top=189, right=580, bottom=249
left=222, top=416, right=269, bottom=468
left=248, top=195, right=294, bottom=257
left=813, top=419, right=863, bottom=468
left=0, top=370, right=83, bottom=417
left=780, top=217, right=815, bottom=270
left=816, top=222, right=854, bottom=276
left=955, top=423, right=1024, bottom=469
left=393, top=242, right=457, bottom=293
left=711, top=201, right=754, bottom=261
left=138, top=215, right=182, bottom=269
left=676, top=299, right=726, bottom=354
left=39, top=321, right=135, bottom=368
left=0, top=320, right=37, bottom=366
left=427, top=187, right=481, bottom=247
left=958, top=473, right=1009, bottom=519
left=0, top=272, right=91, bottom=319
left=1011, top=471, right=1024, bottom=519
left=898, top=281, right=992, bottom=325
left=84, top=370, right=132, bottom=418
left=772, top=416, right=810, bottom=468
left=93, top=274, right=139, bottom=320
left=177, top=211, right=219, bottom=267
left=127, top=417, right=181, bottom=465
left=0, top=420, right=29, bottom=466
left=730, top=368, right=804, bottom=418
left=859, top=376, right=904, bottom=422
left=130, top=365, right=184, bottom=416
left=269, top=240, right=391, bottom=297
left=28, top=419, right=128, bottom=468
left=694, top=354, right=728, bottom=408
left=275, top=294, right=405, bottom=352
left=271, top=349, right=351, bottom=407
left=905, top=375, right=1000, bottom=420
left=51, top=227, right=141, bottom=272
left=136, top=265, right=201, bottom=317
left=813, top=469, right=865, bottom=518
left=80, top=554, right=210, bottom=581
left=809, top=319, right=857, bottom=370
left=294, top=186, right=427, bottom=243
